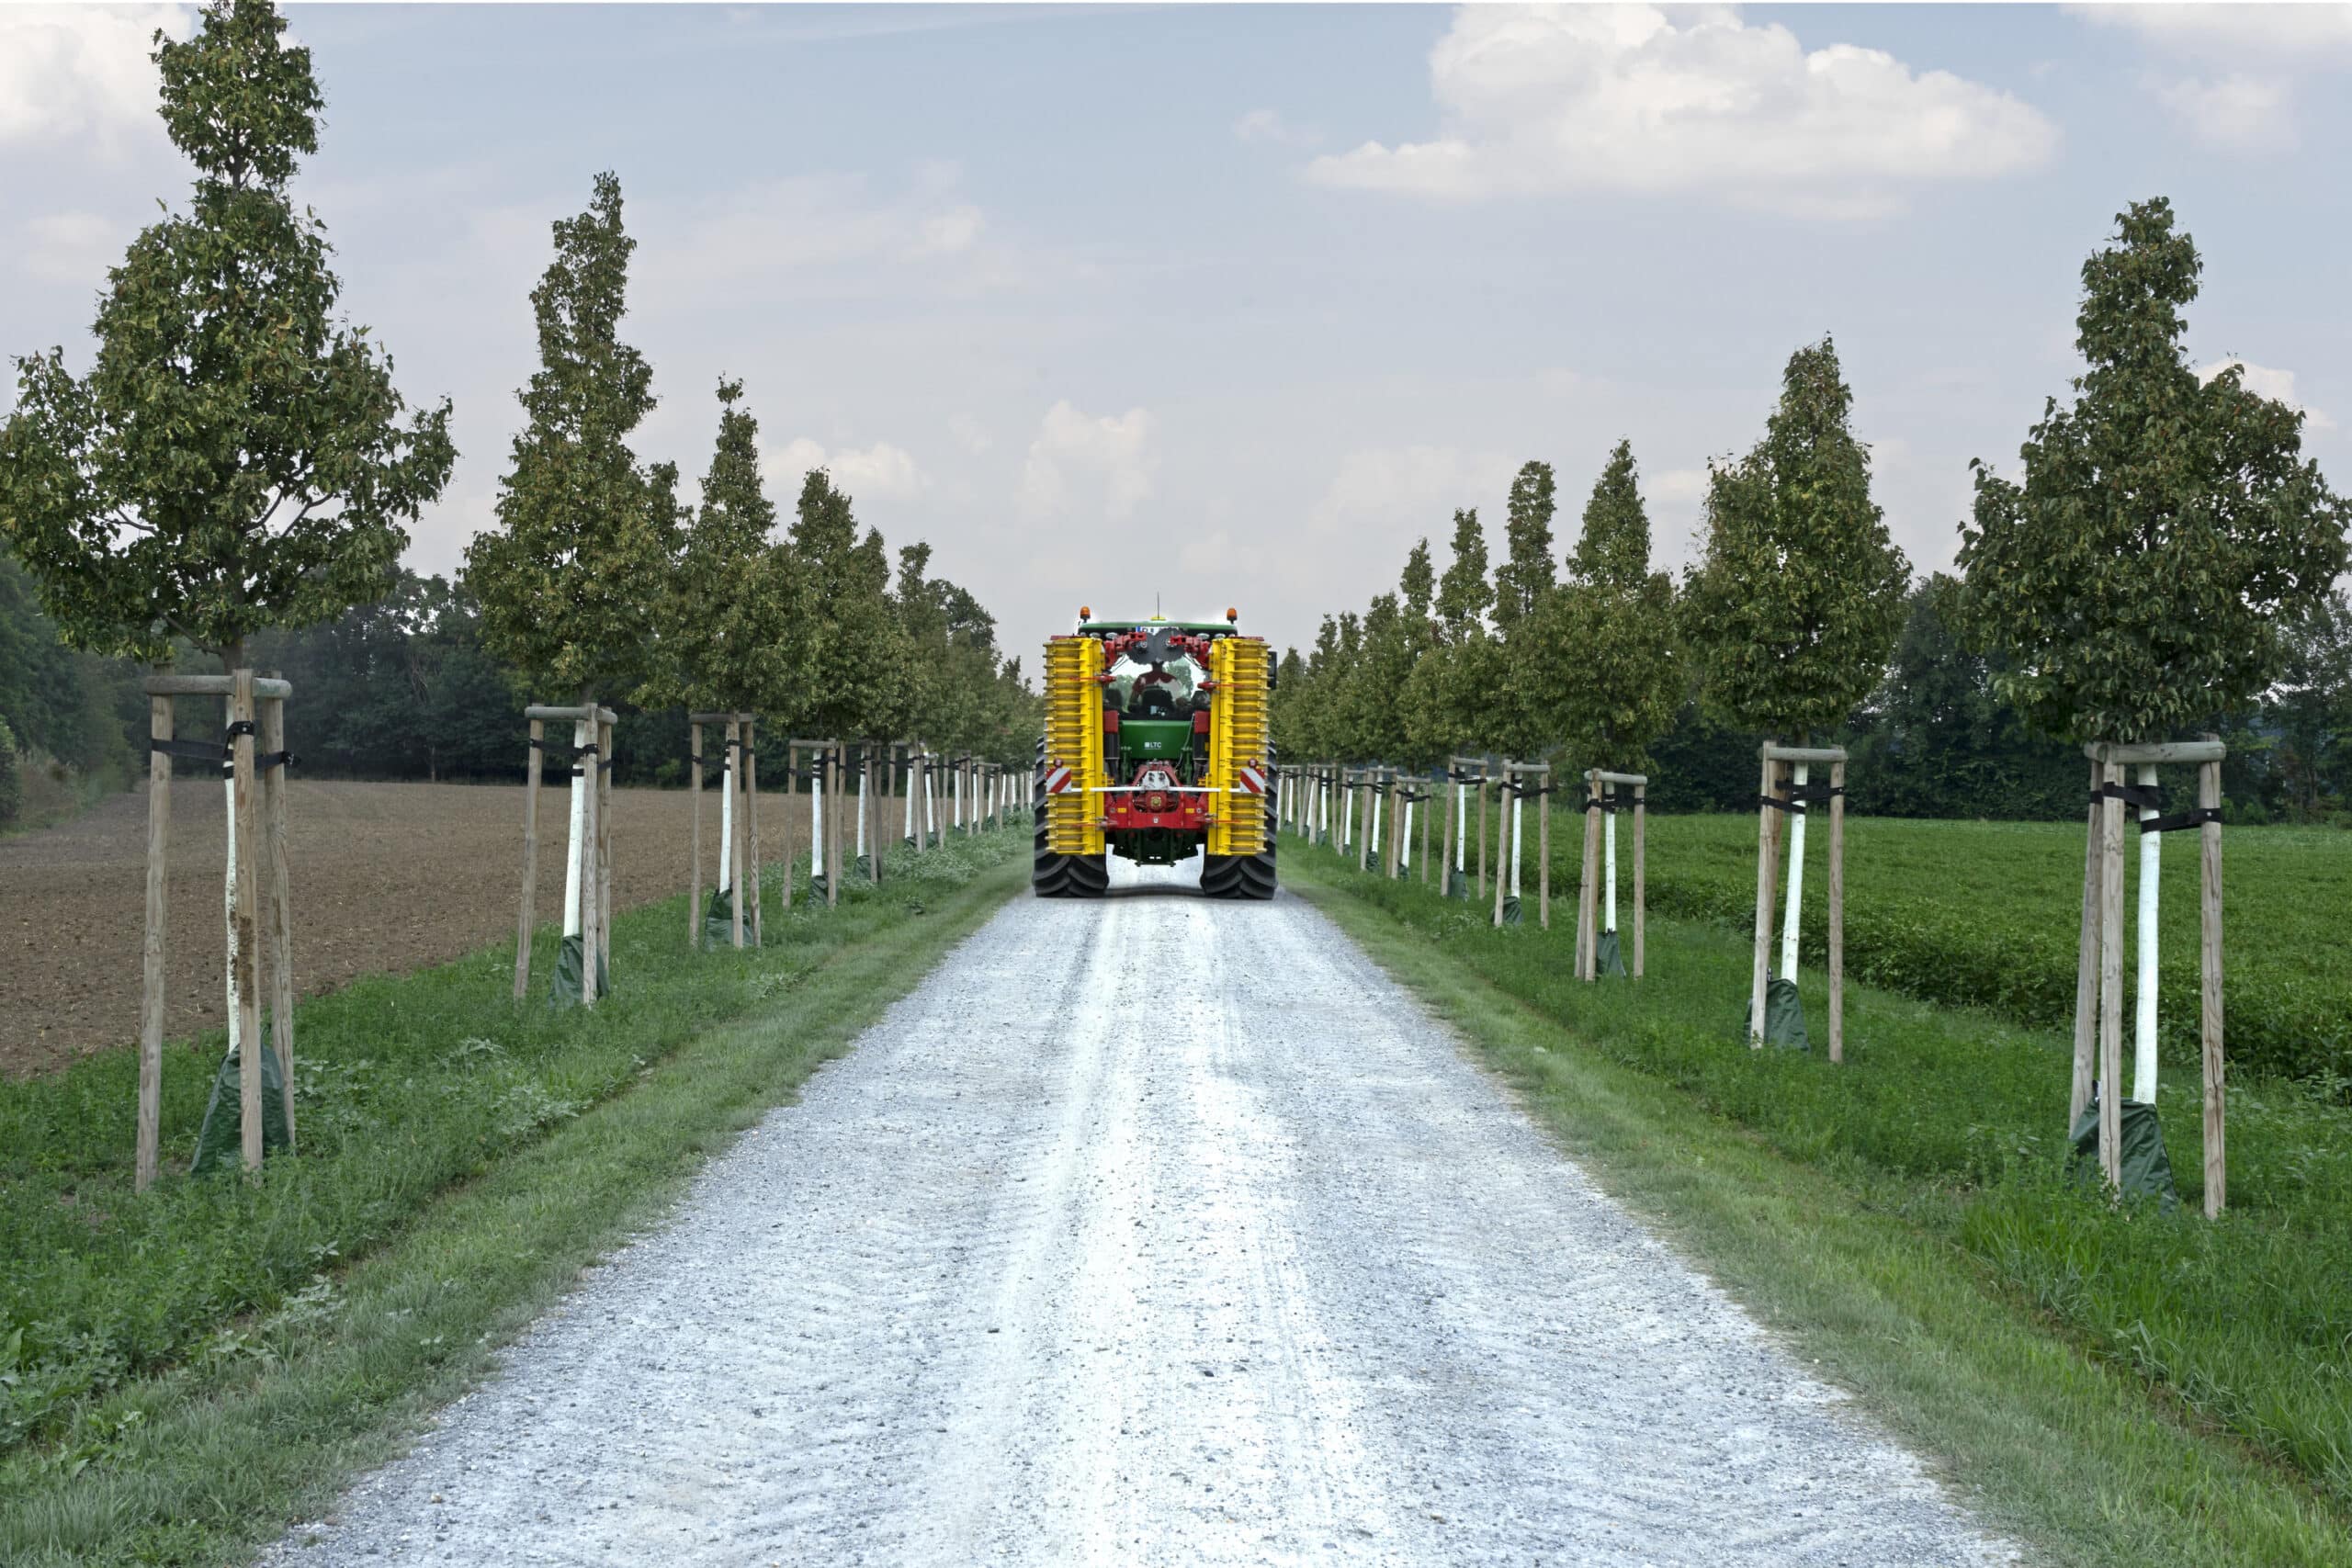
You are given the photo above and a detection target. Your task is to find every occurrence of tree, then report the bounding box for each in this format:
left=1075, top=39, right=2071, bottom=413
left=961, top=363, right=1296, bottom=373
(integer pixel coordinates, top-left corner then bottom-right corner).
left=1490, top=461, right=1564, bottom=759
left=1958, top=198, right=2349, bottom=745
left=464, top=171, right=681, bottom=705
left=1682, top=338, right=1909, bottom=740
left=2269, top=589, right=2352, bottom=821
left=1403, top=507, right=1500, bottom=761
left=1548, top=441, right=1681, bottom=774
left=0, top=0, right=454, bottom=671
left=651, top=379, right=807, bottom=717
left=787, top=468, right=910, bottom=742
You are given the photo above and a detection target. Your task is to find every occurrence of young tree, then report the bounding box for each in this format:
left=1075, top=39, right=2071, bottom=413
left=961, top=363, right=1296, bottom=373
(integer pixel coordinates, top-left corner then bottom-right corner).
left=465, top=171, right=681, bottom=705
left=1958, top=198, right=2347, bottom=746
left=465, top=169, right=681, bottom=1002
left=2269, top=590, right=2351, bottom=821
left=787, top=468, right=911, bottom=744
left=1402, top=506, right=1499, bottom=761
left=1550, top=440, right=1681, bottom=774
left=1684, top=337, right=1908, bottom=1048
left=0, top=0, right=454, bottom=671
left=1683, top=340, right=1909, bottom=741
left=1959, top=198, right=2347, bottom=1158
left=1490, top=463, right=1562, bottom=760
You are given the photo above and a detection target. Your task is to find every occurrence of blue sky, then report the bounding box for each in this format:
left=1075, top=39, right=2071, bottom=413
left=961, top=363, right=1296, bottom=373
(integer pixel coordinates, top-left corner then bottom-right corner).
left=5, top=3, right=2349, bottom=660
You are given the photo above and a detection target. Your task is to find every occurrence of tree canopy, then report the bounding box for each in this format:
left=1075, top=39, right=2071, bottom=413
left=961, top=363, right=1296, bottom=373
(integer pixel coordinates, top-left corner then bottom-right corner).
left=464, top=171, right=681, bottom=703
left=1544, top=440, right=1682, bottom=773
left=1681, top=337, right=1909, bottom=739
left=786, top=468, right=910, bottom=742
left=0, top=0, right=454, bottom=669
left=1958, top=197, right=2348, bottom=744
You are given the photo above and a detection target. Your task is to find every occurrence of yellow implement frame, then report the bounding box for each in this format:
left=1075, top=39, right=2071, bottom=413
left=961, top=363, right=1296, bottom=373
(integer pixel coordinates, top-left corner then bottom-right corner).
left=1206, top=637, right=1270, bottom=857
left=1043, top=636, right=1106, bottom=856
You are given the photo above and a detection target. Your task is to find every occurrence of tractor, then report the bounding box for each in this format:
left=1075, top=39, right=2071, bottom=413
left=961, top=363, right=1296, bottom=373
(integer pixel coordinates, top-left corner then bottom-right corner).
left=1034, top=608, right=1276, bottom=898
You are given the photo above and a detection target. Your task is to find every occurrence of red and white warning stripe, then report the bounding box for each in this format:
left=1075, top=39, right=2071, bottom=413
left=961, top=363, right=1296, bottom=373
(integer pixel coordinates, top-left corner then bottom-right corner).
left=1236, top=763, right=1267, bottom=796
left=1043, top=764, right=1075, bottom=795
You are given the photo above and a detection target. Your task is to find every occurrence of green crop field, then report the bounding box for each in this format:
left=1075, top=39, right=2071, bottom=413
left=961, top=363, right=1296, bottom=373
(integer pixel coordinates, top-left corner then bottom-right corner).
left=1299, top=815, right=2352, bottom=1529
left=1593, top=813, right=2352, bottom=1086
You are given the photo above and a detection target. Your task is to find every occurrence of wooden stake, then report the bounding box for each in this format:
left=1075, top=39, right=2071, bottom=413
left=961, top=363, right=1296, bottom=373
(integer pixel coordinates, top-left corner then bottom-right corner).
left=1476, top=763, right=1488, bottom=897
left=1749, top=753, right=1778, bottom=1047
left=229, top=671, right=265, bottom=1172
left=137, top=694, right=172, bottom=1192
left=1419, top=777, right=1430, bottom=886
left=580, top=706, right=601, bottom=1010
left=1827, top=759, right=1846, bottom=1065
left=514, top=719, right=543, bottom=996
left=598, top=714, right=615, bottom=987
left=748, top=718, right=763, bottom=944
left=1490, top=772, right=1510, bottom=930
left=688, top=723, right=703, bottom=948
left=2199, top=755, right=2225, bottom=1217
left=2098, top=760, right=2125, bottom=1186
left=2071, top=759, right=2100, bottom=1131
left=261, top=694, right=296, bottom=1148
left=1537, top=770, right=1550, bottom=931
left=828, top=748, right=842, bottom=908
left=1632, top=783, right=1646, bottom=980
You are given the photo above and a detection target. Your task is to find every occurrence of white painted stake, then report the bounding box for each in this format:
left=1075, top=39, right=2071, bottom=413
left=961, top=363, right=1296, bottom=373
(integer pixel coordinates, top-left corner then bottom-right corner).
left=1780, top=761, right=1809, bottom=979
left=1401, top=800, right=1414, bottom=868
left=1605, top=805, right=1619, bottom=933
left=561, top=718, right=588, bottom=940
left=2135, top=761, right=2160, bottom=1104
left=810, top=766, right=825, bottom=884
left=1454, top=782, right=1467, bottom=871
left=221, top=766, right=241, bottom=1065
left=903, top=757, right=917, bottom=840
left=1369, top=786, right=1384, bottom=858
left=857, top=765, right=869, bottom=860
left=1510, top=791, right=1523, bottom=898
left=718, top=744, right=735, bottom=896
left=922, top=763, right=936, bottom=841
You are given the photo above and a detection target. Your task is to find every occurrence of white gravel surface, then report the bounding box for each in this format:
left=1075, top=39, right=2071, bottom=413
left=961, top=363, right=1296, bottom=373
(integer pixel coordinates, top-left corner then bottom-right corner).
left=269, top=855, right=2018, bottom=1567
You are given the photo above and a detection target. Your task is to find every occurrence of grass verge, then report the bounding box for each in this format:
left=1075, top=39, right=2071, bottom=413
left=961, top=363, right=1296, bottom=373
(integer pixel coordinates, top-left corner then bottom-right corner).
left=1285, top=844, right=2352, bottom=1568
left=0, top=829, right=1027, bottom=1567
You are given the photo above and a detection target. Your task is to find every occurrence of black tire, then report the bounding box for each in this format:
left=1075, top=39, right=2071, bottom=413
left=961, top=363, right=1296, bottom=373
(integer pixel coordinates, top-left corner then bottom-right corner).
left=1034, top=736, right=1107, bottom=897
left=1201, top=746, right=1278, bottom=900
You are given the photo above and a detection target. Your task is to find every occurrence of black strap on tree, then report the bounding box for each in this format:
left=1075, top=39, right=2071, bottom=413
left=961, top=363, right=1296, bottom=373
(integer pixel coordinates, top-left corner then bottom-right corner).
left=2089, top=779, right=2218, bottom=832
left=152, top=738, right=231, bottom=767
left=1758, top=781, right=1843, bottom=812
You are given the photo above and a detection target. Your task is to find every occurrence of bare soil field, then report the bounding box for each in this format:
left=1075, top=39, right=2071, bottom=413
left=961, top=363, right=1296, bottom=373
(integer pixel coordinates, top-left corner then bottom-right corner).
left=1, top=781, right=811, bottom=1077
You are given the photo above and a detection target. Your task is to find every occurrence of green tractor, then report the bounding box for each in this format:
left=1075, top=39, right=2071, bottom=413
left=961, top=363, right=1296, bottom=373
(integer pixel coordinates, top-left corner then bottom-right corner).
left=1034, top=610, right=1275, bottom=898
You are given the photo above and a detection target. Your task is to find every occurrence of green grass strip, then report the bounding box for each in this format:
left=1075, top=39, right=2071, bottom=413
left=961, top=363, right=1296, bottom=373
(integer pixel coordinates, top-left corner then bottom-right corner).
left=0, top=838, right=1027, bottom=1568
left=1285, top=850, right=2352, bottom=1568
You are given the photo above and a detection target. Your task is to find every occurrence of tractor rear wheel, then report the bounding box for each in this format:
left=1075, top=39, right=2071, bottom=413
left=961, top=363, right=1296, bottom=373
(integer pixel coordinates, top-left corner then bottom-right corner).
left=1201, top=753, right=1277, bottom=900
left=1033, top=738, right=1107, bottom=897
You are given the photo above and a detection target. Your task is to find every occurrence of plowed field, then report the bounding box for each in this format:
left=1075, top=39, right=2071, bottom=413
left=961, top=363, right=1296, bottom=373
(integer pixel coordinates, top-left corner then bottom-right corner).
left=2, top=781, right=810, bottom=1077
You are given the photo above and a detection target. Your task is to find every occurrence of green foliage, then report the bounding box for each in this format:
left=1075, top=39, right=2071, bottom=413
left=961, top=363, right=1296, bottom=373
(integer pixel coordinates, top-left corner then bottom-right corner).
left=893, top=542, right=1035, bottom=764
left=1544, top=441, right=1682, bottom=774
left=646, top=380, right=808, bottom=717
left=786, top=468, right=911, bottom=741
left=1682, top=337, right=1909, bottom=739
left=464, top=171, right=681, bottom=702
left=0, top=548, right=140, bottom=779
left=1960, top=199, right=2349, bottom=745
left=0, top=0, right=455, bottom=668
left=1490, top=462, right=1561, bottom=758
left=1402, top=507, right=1500, bottom=762
left=0, top=716, right=19, bottom=828
left=2269, top=589, right=2352, bottom=821
left=1292, top=835, right=2352, bottom=1526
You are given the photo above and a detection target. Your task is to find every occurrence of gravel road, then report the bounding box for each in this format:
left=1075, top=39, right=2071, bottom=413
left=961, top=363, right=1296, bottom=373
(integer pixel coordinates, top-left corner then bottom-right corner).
left=270, top=856, right=2017, bottom=1567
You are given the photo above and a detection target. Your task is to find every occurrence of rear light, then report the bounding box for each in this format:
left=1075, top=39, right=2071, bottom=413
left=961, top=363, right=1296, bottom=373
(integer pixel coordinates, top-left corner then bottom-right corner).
left=1103, top=710, right=1120, bottom=733
left=1191, top=710, right=1210, bottom=733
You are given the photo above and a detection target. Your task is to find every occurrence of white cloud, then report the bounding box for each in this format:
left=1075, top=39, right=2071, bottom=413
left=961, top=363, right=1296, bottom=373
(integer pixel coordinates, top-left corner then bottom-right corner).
left=0, top=6, right=191, bottom=150
left=916, top=204, right=984, bottom=255
left=2079, top=4, right=2352, bottom=153
left=1307, top=445, right=1517, bottom=536
left=1234, top=107, right=1320, bottom=148
left=766, top=437, right=929, bottom=503
left=637, top=175, right=1008, bottom=293
left=2199, top=359, right=2336, bottom=434
left=2147, top=73, right=2295, bottom=152
left=20, top=210, right=126, bottom=283
left=1304, top=5, right=2057, bottom=217
left=2076, top=5, right=2352, bottom=59
left=1018, top=401, right=1158, bottom=522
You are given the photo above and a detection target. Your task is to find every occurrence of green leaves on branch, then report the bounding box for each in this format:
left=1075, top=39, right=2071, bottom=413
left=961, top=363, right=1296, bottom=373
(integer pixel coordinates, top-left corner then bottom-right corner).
left=1544, top=440, right=1682, bottom=774
left=1958, top=197, right=2349, bottom=745
left=464, top=171, right=682, bottom=702
left=0, top=0, right=454, bottom=668
left=1682, top=336, right=1909, bottom=739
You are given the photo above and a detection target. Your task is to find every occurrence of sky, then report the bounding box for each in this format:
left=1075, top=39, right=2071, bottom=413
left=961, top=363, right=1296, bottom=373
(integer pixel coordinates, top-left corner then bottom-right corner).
left=4, top=3, right=2350, bottom=661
